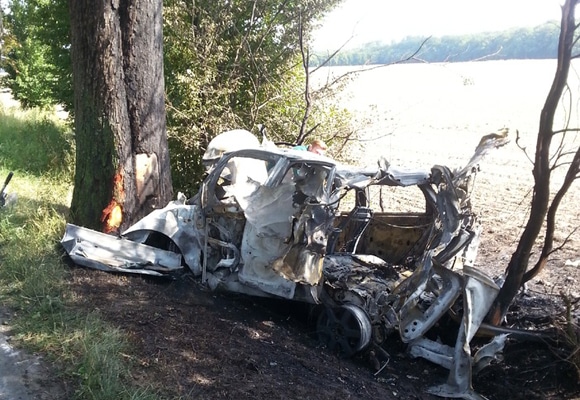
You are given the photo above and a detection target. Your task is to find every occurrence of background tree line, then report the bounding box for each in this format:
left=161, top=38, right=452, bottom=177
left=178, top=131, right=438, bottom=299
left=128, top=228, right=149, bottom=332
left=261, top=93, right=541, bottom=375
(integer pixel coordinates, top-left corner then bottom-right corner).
left=312, top=22, right=560, bottom=66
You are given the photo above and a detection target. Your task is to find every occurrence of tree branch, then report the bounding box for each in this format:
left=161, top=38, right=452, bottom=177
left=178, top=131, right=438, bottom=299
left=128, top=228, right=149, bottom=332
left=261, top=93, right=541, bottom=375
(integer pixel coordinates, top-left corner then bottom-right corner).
left=317, top=36, right=432, bottom=92
left=515, top=129, right=534, bottom=164
left=297, top=8, right=312, bottom=145
left=523, top=143, right=580, bottom=283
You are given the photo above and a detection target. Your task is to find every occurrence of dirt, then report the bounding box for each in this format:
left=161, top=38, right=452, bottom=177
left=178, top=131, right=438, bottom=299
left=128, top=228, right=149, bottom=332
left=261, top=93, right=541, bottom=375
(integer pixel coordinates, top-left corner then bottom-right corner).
left=61, top=266, right=579, bottom=400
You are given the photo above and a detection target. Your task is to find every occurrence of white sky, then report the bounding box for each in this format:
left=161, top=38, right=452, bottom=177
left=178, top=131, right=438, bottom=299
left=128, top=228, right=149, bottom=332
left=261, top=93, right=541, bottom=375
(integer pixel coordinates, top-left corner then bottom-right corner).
left=312, top=0, right=564, bottom=50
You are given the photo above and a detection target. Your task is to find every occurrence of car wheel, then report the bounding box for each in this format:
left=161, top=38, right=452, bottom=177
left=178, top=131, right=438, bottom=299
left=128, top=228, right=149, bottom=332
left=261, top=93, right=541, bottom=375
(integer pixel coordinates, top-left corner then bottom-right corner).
left=316, top=303, right=372, bottom=357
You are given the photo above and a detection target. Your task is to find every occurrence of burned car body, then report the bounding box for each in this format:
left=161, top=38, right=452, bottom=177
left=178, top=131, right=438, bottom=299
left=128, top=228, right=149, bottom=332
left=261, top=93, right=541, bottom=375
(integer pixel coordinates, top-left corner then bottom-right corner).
left=61, top=130, right=509, bottom=400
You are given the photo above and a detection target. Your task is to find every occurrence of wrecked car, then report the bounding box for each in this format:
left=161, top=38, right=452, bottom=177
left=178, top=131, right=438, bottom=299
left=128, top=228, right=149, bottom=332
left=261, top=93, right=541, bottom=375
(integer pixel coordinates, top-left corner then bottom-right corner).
left=61, top=129, right=509, bottom=400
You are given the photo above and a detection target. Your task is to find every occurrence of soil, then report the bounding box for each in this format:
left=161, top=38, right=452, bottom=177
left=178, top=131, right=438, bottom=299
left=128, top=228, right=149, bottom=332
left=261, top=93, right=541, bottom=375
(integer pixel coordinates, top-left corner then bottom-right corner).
left=63, top=267, right=580, bottom=400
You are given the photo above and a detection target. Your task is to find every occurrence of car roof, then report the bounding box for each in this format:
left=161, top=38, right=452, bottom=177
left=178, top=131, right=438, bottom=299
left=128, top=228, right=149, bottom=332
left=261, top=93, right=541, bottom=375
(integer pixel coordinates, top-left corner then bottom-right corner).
left=221, top=146, right=340, bottom=165
left=216, top=146, right=433, bottom=189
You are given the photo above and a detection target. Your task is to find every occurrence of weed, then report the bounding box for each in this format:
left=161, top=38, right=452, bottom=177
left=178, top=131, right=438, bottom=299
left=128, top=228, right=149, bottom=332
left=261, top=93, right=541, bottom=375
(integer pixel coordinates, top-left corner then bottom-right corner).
left=0, top=106, right=156, bottom=399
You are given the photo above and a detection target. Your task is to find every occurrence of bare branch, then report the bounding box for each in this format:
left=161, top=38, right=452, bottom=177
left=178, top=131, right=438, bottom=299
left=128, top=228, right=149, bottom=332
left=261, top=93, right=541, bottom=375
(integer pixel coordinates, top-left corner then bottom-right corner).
left=553, top=127, right=580, bottom=134
left=523, top=144, right=580, bottom=283
left=515, top=129, right=535, bottom=164
left=441, top=44, right=471, bottom=62
left=470, top=46, right=503, bottom=62
left=547, top=85, right=572, bottom=171
left=549, top=133, right=568, bottom=171
left=548, top=227, right=579, bottom=256
left=356, top=131, right=395, bottom=142
left=490, top=0, right=579, bottom=323
left=310, top=37, right=355, bottom=74
left=296, top=8, right=312, bottom=145
left=551, top=148, right=580, bottom=168
left=316, top=36, right=433, bottom=91
left=572, top=30, right=580, bottom=46
left=561, top=83, right=573, bottom=130
left=305, top=123, right=321, bottom=137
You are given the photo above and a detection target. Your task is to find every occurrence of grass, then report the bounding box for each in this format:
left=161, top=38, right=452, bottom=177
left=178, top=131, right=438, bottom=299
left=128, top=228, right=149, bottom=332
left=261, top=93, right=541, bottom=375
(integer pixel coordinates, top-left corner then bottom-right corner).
left=0, top=104, right=158, bottom=399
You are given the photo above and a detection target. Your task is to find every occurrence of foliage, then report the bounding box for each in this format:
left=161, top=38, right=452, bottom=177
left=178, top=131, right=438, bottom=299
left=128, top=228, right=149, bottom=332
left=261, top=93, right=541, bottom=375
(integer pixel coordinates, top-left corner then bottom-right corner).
left=163, top=0, right=345, bottom=195
left=312, top=22, right=562, bottom=66
left=0, top=0, right=72, bottom=110
left=2, top=0, right=353, bottom=196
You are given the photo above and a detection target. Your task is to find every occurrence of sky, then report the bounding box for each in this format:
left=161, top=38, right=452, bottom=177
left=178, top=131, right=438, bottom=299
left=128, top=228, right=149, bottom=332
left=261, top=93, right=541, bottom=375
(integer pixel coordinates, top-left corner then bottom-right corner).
left=312, top=0, right=564, bottom=50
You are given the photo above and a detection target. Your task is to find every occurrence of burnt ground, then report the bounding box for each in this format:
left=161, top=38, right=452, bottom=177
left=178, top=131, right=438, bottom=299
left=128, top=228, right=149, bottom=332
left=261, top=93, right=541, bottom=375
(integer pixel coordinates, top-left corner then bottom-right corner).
left=60, top=265, right=580, bottom=400
left=58, top=124, right=580, bottom=399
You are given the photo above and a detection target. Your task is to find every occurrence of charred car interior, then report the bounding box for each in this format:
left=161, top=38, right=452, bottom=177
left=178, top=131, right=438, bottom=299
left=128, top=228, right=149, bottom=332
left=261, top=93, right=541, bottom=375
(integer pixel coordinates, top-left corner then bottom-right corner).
left=61, top=129, right=510, bottom=400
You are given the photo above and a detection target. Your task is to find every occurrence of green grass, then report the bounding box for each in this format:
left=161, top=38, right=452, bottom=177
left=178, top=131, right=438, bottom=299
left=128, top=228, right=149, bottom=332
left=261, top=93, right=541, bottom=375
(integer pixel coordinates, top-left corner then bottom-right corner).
left=0, top=106, right=158, bottom=399
left=0, top=106, right=75, bottom=177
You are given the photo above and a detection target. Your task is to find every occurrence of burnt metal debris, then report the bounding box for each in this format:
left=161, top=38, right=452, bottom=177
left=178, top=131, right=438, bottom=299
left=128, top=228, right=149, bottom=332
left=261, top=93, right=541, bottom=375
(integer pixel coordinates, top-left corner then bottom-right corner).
left=0, top=171, right=14, bottom=207
left=62, top=128, right=512, bottom=400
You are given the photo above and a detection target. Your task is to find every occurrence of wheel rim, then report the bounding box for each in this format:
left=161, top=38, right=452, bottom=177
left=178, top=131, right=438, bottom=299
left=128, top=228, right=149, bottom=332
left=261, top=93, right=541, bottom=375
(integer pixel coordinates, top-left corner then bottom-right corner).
left=316, top=304, right=372, bottom=357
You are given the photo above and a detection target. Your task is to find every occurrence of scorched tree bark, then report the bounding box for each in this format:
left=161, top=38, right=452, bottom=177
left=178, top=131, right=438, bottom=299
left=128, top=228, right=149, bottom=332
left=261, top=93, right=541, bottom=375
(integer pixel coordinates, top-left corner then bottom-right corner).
left=69, top=0, right=172, bottom=232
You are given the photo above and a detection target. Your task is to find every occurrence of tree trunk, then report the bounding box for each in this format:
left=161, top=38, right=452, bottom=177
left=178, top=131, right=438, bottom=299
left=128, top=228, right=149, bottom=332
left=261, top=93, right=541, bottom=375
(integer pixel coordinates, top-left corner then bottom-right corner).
left=487, top=0, right=577, bottom=325
left=69, top=0, right=172, bottom=232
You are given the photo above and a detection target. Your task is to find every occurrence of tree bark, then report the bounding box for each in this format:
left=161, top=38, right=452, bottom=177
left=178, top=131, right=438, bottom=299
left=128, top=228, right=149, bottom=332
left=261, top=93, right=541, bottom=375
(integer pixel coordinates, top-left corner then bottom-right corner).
left=69, top=0, right=172, bottom=232
left=487, top=0, right=577, bottom=325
